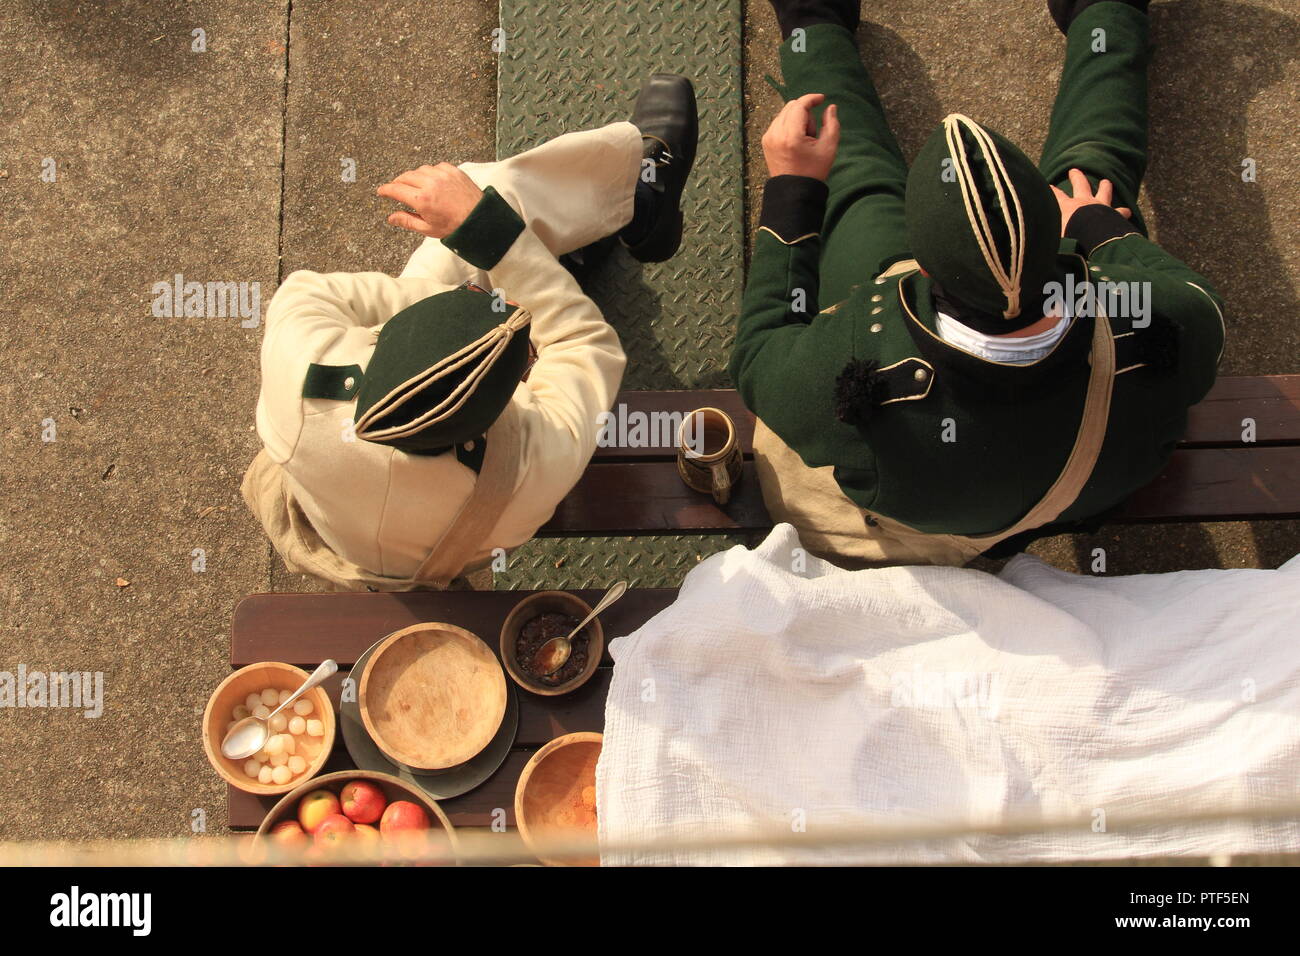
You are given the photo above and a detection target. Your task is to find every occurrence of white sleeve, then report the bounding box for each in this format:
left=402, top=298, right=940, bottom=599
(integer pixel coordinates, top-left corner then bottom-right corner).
left=484, top=226, right=626, bottom=497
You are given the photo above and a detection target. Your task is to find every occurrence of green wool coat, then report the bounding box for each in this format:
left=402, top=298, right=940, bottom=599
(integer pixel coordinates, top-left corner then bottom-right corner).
left=730, top=232, right=1224, bottom=537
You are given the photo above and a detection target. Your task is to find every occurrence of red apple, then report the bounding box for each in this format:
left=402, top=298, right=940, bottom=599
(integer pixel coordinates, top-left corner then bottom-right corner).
left=297, top=789, right=341, bottom=834
left=340, top=780, right=386, bottom=824
left=269, top=819, right=308, bottom=849
left=314, top=813, right=356, bottom=848
left=353, top=823, right=381, bottom=853
left=380, top=800, right=430, bottom=837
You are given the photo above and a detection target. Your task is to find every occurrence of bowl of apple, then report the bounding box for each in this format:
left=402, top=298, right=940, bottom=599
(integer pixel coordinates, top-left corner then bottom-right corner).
left=255, top=770, right=458, bottom=864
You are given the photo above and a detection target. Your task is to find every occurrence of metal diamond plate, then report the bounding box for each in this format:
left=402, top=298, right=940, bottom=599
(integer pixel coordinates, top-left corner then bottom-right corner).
left=496, top=0, right=744, bottom=388
left=495, top=0, right=745, bottom=590
left=495, top=534, right=757, bottom=591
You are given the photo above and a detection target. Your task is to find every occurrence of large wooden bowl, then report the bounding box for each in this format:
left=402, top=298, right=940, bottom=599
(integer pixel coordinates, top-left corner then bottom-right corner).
left=500, top=591, right=604, bottom=696
left=202, top=662, right=336, bottom=796
left=358, top=622, right=506, bottom=772
left=254, top=769, right=458, bottom=862
left=514, top=732, right=603, bottom=866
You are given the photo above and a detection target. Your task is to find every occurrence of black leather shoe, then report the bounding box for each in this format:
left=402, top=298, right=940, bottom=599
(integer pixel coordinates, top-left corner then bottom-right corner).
left=622, top=73, right=698, bottom=264
left=560, top=236, right=616, bottom=283
left=1048, top=0, right=1148, bottom=34
left=768, top=0, right=861, bottom=39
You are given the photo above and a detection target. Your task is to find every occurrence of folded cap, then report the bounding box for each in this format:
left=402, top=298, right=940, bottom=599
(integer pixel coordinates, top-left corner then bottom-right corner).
left=905, top=114, right=1062, bottom=333
left=354, top=288, right=531, bottom=453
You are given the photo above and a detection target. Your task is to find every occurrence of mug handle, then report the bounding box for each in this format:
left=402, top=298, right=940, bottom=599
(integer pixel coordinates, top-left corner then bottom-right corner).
left=710, top=460, right=732, bottom=506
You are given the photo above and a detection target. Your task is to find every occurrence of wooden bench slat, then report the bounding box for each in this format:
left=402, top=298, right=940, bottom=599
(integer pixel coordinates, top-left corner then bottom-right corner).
left=228, top=590, right=659, bottom=830
left=1179, top=375, right=1300, bottom=447
left=543, top=445, right=1300, bottom=536
left=231, top=589, right=676, bottom=667
left=595, top=376, right=1300, bottom=459
left=540, top=461, right=770, bottom=535
left=1119, top=446, right=1300, bottom=521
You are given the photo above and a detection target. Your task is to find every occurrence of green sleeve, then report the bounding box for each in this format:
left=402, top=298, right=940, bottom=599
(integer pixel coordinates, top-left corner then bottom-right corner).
left=730, top=226, right=873, bottom=489
left=730, top=226, right=824, bottom=395
left=1090, top=233, right=1225, bottom=405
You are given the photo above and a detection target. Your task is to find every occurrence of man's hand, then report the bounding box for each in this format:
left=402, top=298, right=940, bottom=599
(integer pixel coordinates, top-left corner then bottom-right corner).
left=761, top=93, right=840, bottom=181
left=1051, top=168, right=1133, bottom=236
left=377, top=163, right=484, bottom=238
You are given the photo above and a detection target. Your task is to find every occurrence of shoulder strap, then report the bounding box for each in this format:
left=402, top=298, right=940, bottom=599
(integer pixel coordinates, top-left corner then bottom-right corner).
left=410, top=402, right=522, bottom=587
left=970, top=311, right=1116, bottom=547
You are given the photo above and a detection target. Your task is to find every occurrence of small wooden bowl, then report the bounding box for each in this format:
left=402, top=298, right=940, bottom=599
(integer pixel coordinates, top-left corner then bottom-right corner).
left=514, top=732, right=603, bottom=866
left=254, top=769, right=458, bottom=862
left=203, top=662, right=336, bottom=796
left=500, top=591, right=604, bottom=696
left=358, top=622, right=506, bottom=772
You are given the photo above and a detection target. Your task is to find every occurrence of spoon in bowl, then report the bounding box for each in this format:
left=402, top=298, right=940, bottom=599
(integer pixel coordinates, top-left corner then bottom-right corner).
left=221, top=659, right=338, bottom=760
left=531, top=581, right=628, bottom=677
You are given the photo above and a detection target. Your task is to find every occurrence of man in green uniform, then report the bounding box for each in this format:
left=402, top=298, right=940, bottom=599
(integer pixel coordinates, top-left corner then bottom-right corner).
left=731, top=0, right=1226, bottom=566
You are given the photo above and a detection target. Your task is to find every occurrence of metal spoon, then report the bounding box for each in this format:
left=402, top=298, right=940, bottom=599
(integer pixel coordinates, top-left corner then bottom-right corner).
left=221, top=660, right=338, bottom=760
left=532, top=581, right=628, bottom=677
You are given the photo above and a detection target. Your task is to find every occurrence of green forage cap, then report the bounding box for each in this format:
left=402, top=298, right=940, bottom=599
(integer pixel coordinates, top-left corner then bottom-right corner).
left=905, top=114, right=1061, bottom=332
left=354, top=288, right=530, bottom=453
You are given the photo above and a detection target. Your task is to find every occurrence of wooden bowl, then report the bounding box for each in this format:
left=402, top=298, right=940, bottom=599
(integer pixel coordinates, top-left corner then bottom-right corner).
left=358, top=622, right=506, bottom=772
left=514, top=732, right=603, bottom=866
left=254, top=769, right=458, bottom=862
left=500, top=591, right=604, bottom=696
left=203, top=662, right=336, bottom=796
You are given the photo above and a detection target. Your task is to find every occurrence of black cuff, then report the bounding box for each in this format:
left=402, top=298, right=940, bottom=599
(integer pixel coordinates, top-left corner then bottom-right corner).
left=441, top=186, right=526, bottom=269
left=1064, top=204, right=1139, bottom=254
left=759, top=175, right=828, bottom=243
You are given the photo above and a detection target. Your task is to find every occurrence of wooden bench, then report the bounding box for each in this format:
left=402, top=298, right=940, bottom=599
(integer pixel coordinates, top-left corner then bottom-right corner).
left=227, top=375, right=1298, bottom=833
left=541, top=375, right=1300, bottom=535
left=227, top=588, right=674, bottom=829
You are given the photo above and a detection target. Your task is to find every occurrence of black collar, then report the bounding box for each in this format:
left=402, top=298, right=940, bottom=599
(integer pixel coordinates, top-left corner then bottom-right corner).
left=896, top=255, right=1095, bottom=401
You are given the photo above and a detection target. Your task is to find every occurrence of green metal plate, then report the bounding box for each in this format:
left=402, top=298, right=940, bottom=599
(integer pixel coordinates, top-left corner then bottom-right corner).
left=496, top=0, right=746, bottom=589
left=495, top=534, right=756, bottom=591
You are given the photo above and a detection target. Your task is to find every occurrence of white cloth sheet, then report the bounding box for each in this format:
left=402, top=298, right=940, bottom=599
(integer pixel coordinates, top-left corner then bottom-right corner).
left=596, top=524, right=1300, bottom=865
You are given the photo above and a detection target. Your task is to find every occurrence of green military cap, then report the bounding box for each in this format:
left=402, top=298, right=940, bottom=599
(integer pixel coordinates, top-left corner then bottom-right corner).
left=905, top=114, right=1062, bottom=333
left=353, top=287, right=531, bottom=453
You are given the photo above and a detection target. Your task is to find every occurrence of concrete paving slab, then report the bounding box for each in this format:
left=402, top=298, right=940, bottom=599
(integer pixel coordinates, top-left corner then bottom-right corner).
left=1, top=0, right=288, bottom=839
left=269, top=0, right=496, bottom=593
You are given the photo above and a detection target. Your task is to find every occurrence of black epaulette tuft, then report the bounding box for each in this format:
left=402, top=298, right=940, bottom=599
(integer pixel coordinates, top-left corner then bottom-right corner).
left=834, top=359, right=888, bottom=426
left=1132, top=317, right=1181, bottom=372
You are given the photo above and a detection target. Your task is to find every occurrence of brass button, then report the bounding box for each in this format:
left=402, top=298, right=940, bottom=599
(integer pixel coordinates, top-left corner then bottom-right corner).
left=463, top=440, right=475, bottom=452
left=870, top=323, right=883, bottom=333
left=343, top=376, right=356, bottom=390
left=913, top=368, right=929, bottom=382
left=874, top=276, right=886, bottom=285
left=871, top=294, right=883, bottom=303
left=871, top=306, right=883, bottom=315
left=1090, top=266, right=1101, bottom=273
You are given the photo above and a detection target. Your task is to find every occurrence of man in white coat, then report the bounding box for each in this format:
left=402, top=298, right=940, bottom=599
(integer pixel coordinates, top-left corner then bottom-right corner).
left=242, top=75, right=698, bottom=590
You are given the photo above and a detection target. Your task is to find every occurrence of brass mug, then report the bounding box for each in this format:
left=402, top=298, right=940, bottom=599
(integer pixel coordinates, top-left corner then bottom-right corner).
left=676, top=407, right=743, bottom=506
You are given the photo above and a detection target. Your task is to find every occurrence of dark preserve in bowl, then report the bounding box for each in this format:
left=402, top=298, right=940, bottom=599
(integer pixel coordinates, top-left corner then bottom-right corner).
left=516, top=613, right=589, bottom=686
